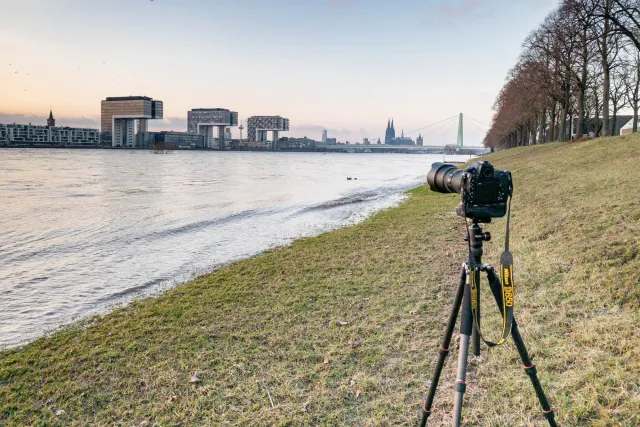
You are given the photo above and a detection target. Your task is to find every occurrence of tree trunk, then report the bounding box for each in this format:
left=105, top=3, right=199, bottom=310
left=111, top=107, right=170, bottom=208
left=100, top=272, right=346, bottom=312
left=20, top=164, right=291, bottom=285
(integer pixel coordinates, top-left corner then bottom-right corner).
left=569, top=111, right=574, bottom=139
left=577, top=30, right=588, bottom=138
left=593, top=85, right=601, bottom=135
left=611, top=108, right=617, bottom=136
left=634, top=62, right=639, bottom=132
left=538, top=108, right=546, bottom=143
left=550, top=104, right=557, bottom=142
left=560, top=102, right=569, bottom=142
left=602, top=12, right=611, bottom=136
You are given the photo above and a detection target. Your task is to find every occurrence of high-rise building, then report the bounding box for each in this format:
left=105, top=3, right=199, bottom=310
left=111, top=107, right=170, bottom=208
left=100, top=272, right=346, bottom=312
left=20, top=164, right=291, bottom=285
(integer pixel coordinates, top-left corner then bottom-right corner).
left=187, top=108, right=238, bottom=150
left=247, top=116, right=290, bottom=150
left=322, top=129, right=327, bottom=142
left=101, top=96, right=163, bottom=147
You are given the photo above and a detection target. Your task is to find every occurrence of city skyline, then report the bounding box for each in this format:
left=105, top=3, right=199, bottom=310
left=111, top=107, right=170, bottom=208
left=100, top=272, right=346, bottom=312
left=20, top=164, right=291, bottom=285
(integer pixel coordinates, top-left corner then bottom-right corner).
left=1, top=0, right=558, bottom=145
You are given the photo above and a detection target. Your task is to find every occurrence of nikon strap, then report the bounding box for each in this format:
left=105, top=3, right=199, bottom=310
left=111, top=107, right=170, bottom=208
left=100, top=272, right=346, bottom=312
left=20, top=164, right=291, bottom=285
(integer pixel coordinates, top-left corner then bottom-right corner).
left=469, top=194, right=515, bottom=348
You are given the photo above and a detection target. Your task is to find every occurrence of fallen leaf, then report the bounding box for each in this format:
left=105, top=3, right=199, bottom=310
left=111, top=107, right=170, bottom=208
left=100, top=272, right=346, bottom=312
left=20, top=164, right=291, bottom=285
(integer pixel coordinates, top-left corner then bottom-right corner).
left=355, top=389, right=361, bottom=399
left=349, top=378, right=356, bottom=387
left=339, top=277, right=347, bottom=281
left=55, top=409, right=65, bottom=416
left=323, top=355, right=330, bottom=364
left=166, top=395, right=178, bottom=404
left=190, top=375, right=201, bottom=383
left=336, top=320, right=349, bottom=326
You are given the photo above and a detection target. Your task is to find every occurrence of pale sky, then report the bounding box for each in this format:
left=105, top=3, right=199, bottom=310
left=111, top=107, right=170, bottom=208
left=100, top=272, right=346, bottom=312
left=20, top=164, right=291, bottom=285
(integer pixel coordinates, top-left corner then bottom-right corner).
left=0, top=0, right=557, bottom=145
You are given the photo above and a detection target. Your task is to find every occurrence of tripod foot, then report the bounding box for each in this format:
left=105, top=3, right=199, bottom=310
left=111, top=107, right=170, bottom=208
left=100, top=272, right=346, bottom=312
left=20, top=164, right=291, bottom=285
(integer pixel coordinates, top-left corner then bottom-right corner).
left=523, top=363, right=557, bottom=426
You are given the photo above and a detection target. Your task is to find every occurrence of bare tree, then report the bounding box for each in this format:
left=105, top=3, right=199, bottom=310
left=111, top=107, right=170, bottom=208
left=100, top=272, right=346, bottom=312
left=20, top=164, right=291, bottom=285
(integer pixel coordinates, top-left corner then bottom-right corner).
left=622, top=47, right=640, bottom=131
left=485, top=0, right=640, bottom=150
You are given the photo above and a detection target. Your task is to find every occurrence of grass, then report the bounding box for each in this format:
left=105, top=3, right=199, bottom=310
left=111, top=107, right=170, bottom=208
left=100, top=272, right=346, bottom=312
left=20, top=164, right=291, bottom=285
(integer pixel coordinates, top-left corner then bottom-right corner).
left=1, top=133, right=639, bottom=426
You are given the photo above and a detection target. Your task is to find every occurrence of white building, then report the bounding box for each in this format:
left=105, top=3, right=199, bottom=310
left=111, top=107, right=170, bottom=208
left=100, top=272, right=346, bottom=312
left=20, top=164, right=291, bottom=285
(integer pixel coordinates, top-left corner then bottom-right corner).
left=0, top=123, right=100, bottom=146
left=322, top=129, right=327, bottom=142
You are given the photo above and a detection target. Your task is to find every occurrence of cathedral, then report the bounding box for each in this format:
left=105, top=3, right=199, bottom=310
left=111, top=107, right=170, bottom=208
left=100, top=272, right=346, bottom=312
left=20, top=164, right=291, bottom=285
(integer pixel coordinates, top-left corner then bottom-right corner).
left=384, top=118, right=396, bottom=144
left=384, top=118, right=416, bottom=145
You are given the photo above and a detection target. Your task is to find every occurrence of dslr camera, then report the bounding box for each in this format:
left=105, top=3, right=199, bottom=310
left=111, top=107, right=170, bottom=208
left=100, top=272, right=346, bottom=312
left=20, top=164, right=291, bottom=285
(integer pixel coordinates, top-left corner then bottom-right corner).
left=426, top=161, right=512, bottom=223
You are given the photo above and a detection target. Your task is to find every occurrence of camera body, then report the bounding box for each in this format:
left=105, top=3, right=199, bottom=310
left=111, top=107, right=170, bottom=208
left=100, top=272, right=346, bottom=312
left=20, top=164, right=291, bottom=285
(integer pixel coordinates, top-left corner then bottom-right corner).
left=426, top=161, right=512, bottom=223
left=455, top=162, right=511, bottom=222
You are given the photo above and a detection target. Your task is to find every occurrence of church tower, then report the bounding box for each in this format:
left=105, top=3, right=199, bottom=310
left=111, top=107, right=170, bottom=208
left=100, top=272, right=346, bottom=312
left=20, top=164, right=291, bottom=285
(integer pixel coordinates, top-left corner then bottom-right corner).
left=417, top=133, right=424, bottom=146
left=385, top=118, right=396, bottom=144
left=47, top=109, right=55, bottom=127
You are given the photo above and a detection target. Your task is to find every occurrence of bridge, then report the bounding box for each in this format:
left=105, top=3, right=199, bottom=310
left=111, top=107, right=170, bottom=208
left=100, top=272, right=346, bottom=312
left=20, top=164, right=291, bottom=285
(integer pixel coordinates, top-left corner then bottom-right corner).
left=312, top=143, right=489, bottom=155
left=304, top=113, right=490, bottom=155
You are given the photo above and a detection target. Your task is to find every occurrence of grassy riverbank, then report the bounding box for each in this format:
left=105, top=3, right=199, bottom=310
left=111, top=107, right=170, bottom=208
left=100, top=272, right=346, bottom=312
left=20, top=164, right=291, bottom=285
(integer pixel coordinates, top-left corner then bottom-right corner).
left=2, top=134, right=639, bottom=426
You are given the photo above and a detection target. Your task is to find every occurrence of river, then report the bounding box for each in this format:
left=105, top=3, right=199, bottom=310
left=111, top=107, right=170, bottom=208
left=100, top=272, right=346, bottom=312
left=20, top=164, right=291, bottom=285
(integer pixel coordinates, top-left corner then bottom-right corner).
left=0, top=149, right=471, bottom=348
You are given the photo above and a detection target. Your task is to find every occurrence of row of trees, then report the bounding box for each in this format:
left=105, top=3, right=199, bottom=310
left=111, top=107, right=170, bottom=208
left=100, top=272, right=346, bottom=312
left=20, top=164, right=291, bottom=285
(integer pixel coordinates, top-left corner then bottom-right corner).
left=484, top=0, right=640, bottom=149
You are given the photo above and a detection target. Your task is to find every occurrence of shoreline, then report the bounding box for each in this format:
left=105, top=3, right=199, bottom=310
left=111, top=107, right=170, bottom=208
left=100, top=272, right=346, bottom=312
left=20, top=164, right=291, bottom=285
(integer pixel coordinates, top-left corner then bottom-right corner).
left=1, top=186, right=415, bottom=350
left=2, top=135, right=639, bottom=425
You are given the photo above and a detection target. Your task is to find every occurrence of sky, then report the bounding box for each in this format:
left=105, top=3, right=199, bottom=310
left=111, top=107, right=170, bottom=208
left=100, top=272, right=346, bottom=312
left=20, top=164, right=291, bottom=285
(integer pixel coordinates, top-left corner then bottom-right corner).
left=0, top=0, right=558, bottom=145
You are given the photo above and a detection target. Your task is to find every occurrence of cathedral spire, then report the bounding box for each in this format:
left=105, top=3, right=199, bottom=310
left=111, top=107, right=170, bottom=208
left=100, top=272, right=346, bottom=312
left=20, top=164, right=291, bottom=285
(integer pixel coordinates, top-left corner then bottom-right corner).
left=387, top=118, right=390, bottom=129
left=391, top=119, right=394, bottom=130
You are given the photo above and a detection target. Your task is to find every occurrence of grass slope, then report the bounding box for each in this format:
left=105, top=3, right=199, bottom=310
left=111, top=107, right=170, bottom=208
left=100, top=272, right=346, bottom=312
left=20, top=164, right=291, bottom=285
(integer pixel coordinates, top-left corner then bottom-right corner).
left=1, top=134, right=639, bottom=426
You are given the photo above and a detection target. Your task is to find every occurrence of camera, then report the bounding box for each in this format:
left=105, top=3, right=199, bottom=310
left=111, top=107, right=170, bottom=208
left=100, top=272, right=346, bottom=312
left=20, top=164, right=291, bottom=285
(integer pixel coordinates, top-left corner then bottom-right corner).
left=426, top=161, right=512, bottom=222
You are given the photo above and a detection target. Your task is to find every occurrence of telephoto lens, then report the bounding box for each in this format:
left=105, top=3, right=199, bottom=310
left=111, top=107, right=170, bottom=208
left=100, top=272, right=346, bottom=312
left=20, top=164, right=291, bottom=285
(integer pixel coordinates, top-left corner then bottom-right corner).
left=427, top=162, right=464, bottom=194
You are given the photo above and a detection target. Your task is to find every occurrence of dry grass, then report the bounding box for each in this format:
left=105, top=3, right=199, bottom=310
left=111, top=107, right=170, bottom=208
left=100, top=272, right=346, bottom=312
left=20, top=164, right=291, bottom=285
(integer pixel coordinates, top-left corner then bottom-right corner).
left=1, top=134, right=639, bottom=426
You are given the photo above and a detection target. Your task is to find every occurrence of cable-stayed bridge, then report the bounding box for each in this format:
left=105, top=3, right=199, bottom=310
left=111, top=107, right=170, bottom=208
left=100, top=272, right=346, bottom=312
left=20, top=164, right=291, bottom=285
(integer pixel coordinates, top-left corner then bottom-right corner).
left=314, top=113, right=491, bottom=154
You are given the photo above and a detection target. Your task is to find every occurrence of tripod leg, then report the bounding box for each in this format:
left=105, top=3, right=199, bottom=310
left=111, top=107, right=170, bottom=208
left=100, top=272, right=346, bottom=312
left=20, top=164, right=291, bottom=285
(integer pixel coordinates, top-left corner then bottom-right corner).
left=420, top=265, right=466, bottom=427
left=471, top=266, right=481, bottom=357
left=452, top=273, right=473, bottom=427
left=486, top=268, right=558, bottom=427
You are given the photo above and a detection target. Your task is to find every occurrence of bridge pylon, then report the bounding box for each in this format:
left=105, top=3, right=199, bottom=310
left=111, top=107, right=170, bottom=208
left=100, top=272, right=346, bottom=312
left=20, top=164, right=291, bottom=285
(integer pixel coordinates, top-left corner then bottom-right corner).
left=456, top=113, right=463, bottom=151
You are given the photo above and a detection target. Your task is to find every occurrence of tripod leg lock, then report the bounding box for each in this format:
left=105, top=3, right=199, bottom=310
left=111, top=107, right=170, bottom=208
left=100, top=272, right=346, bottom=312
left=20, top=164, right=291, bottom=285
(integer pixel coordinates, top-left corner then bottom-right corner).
left=456, top=379, right=467, bottom=393
left=542, top=408, right=556, bottom=423
left=438, top=346, right=450, bottom=357
left=524, top=364, right=537, bottom=377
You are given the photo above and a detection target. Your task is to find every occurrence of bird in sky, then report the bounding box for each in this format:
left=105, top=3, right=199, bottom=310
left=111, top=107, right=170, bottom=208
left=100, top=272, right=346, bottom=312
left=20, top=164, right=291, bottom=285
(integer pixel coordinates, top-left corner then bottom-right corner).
left=14, top=71, right=18, bottom=74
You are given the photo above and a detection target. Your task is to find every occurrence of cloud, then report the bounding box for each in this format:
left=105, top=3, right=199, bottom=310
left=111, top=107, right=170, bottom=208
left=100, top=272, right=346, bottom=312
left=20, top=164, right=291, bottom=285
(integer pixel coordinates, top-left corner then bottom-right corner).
left=425, top=0, right=496, bottom=25
left=0, top=112, right=99, bottom=128
left=437, top=0, right=490, bottom=15
left=148, top=117, right=188, bottom=132
left=0, top=113, right=187, bottom=132
left=325, top=0, right=356, bottom=8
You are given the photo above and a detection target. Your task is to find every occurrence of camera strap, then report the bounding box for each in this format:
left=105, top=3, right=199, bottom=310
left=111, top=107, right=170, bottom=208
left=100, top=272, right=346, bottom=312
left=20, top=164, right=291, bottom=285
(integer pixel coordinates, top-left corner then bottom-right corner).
left=468, top=195, right=514, bottom=348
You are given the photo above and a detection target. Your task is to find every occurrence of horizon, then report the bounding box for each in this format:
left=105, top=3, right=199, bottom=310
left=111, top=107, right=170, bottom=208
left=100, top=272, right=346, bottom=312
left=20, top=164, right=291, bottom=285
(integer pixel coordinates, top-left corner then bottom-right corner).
left=1, top=0, right=560, bottom=146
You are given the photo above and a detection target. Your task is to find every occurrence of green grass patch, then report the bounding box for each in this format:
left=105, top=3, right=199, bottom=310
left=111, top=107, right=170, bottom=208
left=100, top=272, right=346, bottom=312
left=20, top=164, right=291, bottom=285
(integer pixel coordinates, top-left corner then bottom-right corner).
left=1, top=134, right=639, bottom=425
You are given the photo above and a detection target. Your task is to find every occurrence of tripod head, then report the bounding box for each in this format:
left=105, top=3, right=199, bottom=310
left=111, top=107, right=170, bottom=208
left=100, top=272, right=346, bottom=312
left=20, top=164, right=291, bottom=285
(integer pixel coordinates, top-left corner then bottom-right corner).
left=465, top=221, right=492, bottom=266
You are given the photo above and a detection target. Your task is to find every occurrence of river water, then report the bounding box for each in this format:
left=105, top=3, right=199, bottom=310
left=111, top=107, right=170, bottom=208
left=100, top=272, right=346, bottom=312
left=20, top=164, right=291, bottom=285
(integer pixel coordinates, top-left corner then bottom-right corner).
left=0, top=149, right=470, bottom=348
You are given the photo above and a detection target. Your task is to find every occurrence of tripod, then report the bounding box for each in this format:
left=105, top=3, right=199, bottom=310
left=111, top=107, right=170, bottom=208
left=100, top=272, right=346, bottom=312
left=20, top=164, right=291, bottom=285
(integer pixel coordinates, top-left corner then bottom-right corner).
left=419, top=221, right=557, bottom=427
